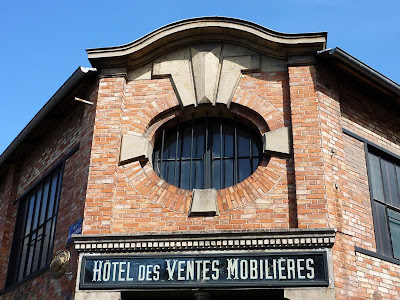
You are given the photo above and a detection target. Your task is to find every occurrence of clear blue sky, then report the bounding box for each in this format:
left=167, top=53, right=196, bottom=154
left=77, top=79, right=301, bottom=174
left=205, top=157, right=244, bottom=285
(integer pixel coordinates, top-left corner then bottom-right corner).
left=1, top=0, right=399, bottom=155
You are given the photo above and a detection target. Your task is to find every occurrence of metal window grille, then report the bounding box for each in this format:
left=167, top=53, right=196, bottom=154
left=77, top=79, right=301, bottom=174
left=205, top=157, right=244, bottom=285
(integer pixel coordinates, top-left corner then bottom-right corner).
left=153, top=115, right=263, bottom=190
left=6, top=164, right=64, bottom=287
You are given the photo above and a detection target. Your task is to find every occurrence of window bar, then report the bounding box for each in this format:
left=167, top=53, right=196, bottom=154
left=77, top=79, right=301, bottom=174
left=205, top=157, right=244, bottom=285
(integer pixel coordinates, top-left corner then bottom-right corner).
left=28, top=221, right=40, bottom=275
left=189, top=114, right=194, bottom=190
left=374, top=198, right=400, bottom=212
left=179, top=124, right=184, bottom=188
left=37, top=172, right=55, bottom=270
left=22, top=193, right=39, bottom=278
left=32, top=180, right=49, bottom=273
left=174, top=123, right=180, bottom=186
left=46, top=167, right=63, bottom=264
left=396, top=165, right=400, bottom=199
left=381, top=155, right=396, bottom=255
left=220, top=114, right=223, bottom=189
left=378, top=155, right=394, bottom=256
left=248, top=123, right=253, bottom=173
left=378, top=156, right=386, bottom=204
left=53, top=167, right=64, bottom=216
left=15, top=197, right=31, bottom=282
left=234, top=118, right=238, bottom=184
left=386, top=204, right=395, bottom=255
left=205, top=113, right=209, bottom=188
left=160, top=129, right=166, bottom=178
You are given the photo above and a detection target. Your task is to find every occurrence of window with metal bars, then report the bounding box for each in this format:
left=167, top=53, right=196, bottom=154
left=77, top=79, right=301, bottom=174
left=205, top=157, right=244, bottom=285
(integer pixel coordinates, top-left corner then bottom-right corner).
left=367, top=146, right=400, bottom=259
left=6, top=164, right=64, bottom=287
left=152, top=116, right=263, bottom=190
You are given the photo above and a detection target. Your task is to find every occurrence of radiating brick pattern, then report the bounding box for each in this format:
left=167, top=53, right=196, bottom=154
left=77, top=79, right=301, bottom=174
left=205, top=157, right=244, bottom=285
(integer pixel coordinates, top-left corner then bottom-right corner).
left=123, top=156, right=285, bottom=214
left=80, top=72, right=294, bottom=235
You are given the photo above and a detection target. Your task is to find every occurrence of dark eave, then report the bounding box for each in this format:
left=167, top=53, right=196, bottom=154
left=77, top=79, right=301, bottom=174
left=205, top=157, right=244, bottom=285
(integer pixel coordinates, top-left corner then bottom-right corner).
left=318, top=47, right=400, bottom=99
left=87, top=16, right=327, bottom=70
left=0, top=67, right=97, bottom=171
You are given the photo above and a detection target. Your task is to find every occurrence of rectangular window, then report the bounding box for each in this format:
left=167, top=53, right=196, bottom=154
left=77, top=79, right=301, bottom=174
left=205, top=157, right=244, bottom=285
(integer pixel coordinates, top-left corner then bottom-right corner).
left=6, top=164, right=64, bottom=287
left=367, top=146, right=400, bottom=259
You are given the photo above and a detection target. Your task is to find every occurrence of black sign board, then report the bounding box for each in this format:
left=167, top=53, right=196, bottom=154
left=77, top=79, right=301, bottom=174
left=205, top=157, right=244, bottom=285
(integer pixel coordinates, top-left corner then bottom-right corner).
left=80, top=252, right=328, bottom=289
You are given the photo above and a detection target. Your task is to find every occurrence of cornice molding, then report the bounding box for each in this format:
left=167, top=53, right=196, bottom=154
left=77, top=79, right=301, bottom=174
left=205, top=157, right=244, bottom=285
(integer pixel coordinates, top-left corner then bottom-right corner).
left=87, top=17, right=327, bottom=70
left=73, top=229, right=336, bottom=253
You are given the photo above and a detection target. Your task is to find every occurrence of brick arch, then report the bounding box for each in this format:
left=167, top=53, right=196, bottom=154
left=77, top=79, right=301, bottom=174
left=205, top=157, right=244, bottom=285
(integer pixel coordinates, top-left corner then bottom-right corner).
left=124, top=78, right=180, bottom=137
left=231, top=89, right=284, bottom=131
left=122, top=101, right=286, bottom=214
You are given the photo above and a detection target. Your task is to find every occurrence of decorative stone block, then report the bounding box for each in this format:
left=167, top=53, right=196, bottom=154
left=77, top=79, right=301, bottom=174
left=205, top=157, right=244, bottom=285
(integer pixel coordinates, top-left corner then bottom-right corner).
left=189, top=188, right=218, bottom=216
left=119, top=135, right=152, bottom=164
left=263, top=126, right=292, bottom=155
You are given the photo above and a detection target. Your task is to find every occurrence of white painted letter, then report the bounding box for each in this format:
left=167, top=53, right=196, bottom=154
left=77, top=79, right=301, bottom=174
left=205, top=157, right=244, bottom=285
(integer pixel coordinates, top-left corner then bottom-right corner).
left=118, top=262, right=126, bottom=281
left=186, top=261, right=194, bottom=280
left=103, top=260, right=111, bottom=282
left=138, top=265, right=146, bottom=281
left=265, top=259, right=273, bottom=279
left=126, top=262, right=134, bottom=281
left=227, top=259, right=239, bottom=280
left=286, top=259, right=295, bottom=280
left=178, top=261, right=185, bottom=281
left=202, top=260, right=210, bottom=280
left=211, top=260, right=220, bottom=280
left=92, top=260, right=103, bottom=282
left=249, top=259, right=258, bottom=279
left=153, top=265, right=160, bottom=281
left=297, top=259, right=305, bottom=279
left=112, top=262, right=118, bottom=281
left=166, top=260, right=177, bottom=280
left=306, top=258, right=315, bottom=279
left=146, top=265, right=153, bottom=281
left=240, top=260, right=248, bottom=280
left=278, top=259, right=286, bottom=279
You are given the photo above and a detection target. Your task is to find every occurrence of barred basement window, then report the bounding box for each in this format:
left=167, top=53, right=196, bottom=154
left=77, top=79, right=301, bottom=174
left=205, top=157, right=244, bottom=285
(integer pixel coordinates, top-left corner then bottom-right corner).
left=367, top=146, right=400, bottom=259
left=152, top=115, right=263, bottom=190
left=6, top=164, right=64, bottom=286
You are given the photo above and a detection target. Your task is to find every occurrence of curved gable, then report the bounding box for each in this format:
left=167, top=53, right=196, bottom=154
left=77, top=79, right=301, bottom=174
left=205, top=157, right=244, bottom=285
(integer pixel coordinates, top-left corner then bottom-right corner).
left=87, top=17, right=327, bottom=70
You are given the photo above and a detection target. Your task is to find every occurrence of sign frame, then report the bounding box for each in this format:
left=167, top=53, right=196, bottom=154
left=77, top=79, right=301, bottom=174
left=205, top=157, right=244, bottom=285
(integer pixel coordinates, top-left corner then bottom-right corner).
left=79, top=251, right=329, bottom=290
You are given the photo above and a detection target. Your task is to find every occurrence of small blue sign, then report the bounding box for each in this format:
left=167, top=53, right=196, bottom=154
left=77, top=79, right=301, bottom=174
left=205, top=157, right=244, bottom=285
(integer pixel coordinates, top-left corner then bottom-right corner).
left=68, top=218, right=83, bottom=244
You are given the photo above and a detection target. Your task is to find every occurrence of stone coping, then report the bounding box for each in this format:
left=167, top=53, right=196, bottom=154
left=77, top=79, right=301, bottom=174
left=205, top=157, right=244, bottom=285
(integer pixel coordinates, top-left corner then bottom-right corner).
left=87, top=17, right=326, bottom=69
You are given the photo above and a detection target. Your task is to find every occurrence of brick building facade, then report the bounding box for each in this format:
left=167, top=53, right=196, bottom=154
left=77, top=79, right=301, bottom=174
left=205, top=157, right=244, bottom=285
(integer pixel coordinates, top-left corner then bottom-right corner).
left=0, top=17, right=399, bottom=299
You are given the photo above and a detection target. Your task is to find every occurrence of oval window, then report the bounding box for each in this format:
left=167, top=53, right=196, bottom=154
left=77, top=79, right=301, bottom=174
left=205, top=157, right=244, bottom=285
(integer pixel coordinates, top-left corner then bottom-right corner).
left=152, top=116, right=263, bottom=190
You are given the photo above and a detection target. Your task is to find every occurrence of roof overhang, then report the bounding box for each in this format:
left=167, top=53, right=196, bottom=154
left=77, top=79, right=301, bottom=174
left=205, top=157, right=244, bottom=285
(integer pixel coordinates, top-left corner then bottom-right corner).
left=87, top=17, right=327, bottom=70
left=318, top=47, right=400, bottom=99
left=0, top=67, right=97, bottom=171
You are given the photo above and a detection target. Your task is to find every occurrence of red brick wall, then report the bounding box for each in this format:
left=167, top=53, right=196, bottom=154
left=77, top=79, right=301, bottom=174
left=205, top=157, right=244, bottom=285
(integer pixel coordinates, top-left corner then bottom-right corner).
left=342, top=135, right=375, bottom=250
left=83, top=71, right=294, bottom=235
left=341, top=84, right=400, bottom=154
left=289, top=65, right=331, bottom=229
left=0, top=165, right=19, bottom=290
left=355, top=252, right=400, bottom=299
left=331, top=75, right=400, bottom=299
left=0, top=84, right=98, bottom=299
left=285, top=64, right=400, bottom=299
